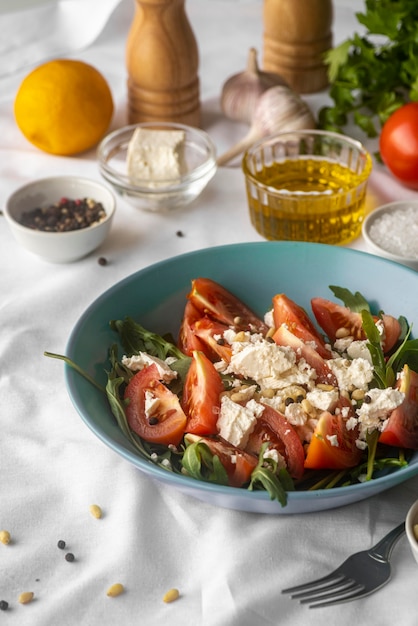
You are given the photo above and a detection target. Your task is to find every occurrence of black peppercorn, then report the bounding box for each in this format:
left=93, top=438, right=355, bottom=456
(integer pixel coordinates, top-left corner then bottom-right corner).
left=57, top=539, right=66, bottom=549
left=149, top=417, right=159, bottom=425
left=65, top=552, right=75, bottom=562
left=18, top=197, right=106, bottom=233
left=0, top=600, right=9, bottom=611
left=98, top=256, right=108, bottom=266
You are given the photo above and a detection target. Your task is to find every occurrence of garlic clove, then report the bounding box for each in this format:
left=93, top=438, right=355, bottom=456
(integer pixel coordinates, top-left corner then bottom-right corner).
left=217, top=85, right=316, bottom=167
left=221, top=47, right=288, bottom=124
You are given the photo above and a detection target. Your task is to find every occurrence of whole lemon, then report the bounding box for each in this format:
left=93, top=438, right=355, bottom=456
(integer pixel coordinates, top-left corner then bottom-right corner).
left=14, top=59, right=114, bottom=156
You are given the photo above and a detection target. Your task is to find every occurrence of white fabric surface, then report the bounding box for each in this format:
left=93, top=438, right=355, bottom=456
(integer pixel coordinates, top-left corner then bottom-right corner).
left=1, top=1, right=418, bottom=625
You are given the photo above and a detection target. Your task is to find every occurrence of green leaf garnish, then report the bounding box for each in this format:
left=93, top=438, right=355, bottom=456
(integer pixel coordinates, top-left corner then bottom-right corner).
left=329, top=286, right=370, bottom=313
left=181, top=441, right=229, bottom=486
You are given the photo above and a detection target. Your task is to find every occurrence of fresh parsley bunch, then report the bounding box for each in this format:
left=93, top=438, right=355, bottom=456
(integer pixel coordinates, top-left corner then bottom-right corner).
left=319, top=0, right=418, bottom=137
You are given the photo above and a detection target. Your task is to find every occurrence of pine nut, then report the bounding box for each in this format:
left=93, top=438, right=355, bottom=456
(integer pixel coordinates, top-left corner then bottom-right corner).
left=89, top=504, right=102, bottom=519
left=301, top=399, right=315, bottom=416
left=351, top=389, right=365, bottom=401
left=316, top=383, right=335, bottom=391
left=106, top=583, right=124, bottom=597
left=163, top=588, right=180, bottom=603
left=18, top=592, right=34, bottom=604
left=233, top=331, right=246, bottom=342
left=335, top=327, right=351, bottom=338
left=0, top=530, right=11, bottom=545
left=265, top=327, right=276, bottom=339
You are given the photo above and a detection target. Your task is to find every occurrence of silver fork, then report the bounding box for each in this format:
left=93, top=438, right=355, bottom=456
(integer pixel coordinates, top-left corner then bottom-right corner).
left=282, top=521, right=405, bottom=608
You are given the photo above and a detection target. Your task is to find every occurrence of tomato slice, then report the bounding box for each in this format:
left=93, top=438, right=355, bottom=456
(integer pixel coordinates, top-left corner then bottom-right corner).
left=311, top=298, right=401, bottom=353
left=192, top=317, right=233, bottom=362
left=188, top=277, right=269, bottom=334
left=245, top=404, right=305, bottom=479
left=304, top=399, right=362, bottom=470
left=181, top=350, right=224, bottom=435
left=124, top=364, right=187, bottom=446
left=185, top=434, right=258, bottom=487
left=272, top=293, right=332, bottom=359
left=178, top=300, right=207, bottom=356
left=379, top=365, right=418, bottom=449
left=272, top=324, right=338, bottom=387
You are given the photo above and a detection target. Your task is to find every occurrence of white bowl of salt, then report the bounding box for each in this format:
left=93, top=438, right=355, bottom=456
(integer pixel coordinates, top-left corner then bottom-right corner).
left=362, top=200, right=418, bottom=271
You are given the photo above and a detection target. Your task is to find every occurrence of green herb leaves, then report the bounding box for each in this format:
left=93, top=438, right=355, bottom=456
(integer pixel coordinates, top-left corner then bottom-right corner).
left=319, top=0, right=418, bottom=136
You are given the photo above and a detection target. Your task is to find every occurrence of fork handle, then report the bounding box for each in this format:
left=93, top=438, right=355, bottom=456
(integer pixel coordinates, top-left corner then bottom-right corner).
left=368, top=522, right=406, bottom=562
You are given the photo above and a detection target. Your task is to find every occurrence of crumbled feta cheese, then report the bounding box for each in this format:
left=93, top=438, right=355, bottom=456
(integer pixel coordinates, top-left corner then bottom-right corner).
left=264, top=309, right=275, bottom=328
left=346, top=341, right=372, bottom=363
left=326, top=434, right=339, bottom=447
left=356, top=388, right=405, bottom=434
left=263, top=447, right=287, bottom=470
left=306, top=388, right=339, bottom=412
left=283, top=401, right=308, bottom=426
left=333, top=336, right=354, bottom=352
left=122, top=352, right=177, bottom=382
left=217, top=397, right=264, bottom=448
left=225, top=341, right=316, bottom=390
left=327, top=357, right=374, bottom=392
left=144, top=390, right=160, bottom=418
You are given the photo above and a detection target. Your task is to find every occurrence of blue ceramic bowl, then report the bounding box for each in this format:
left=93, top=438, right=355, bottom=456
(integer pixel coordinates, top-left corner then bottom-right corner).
left=65, top=241, right=418, bottom=514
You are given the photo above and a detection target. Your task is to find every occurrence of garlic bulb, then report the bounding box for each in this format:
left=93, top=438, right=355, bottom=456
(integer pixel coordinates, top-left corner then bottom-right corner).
left=221, top=47, right=288, bottom=124
left=217, top=85, right=316, bottom=167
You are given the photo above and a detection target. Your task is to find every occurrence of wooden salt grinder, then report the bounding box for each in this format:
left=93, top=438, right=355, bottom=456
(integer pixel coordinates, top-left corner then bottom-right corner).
left=262, top=0, right=333, bottom=94
left=126, top=0, right=201, bottom=126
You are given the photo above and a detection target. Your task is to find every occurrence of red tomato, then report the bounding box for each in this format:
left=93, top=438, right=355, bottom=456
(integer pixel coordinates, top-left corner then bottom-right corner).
left=272, top=324, right=338, bottom=387
left=186, top=434, right=258, bottom=487
left=191, top=317, right=233, bottom=362
left=188, top=277, right=269, bottom=334
left=304, top=402, right=363, bottom=470
left=178, top=300, right=207, bottom=356
left=181, top=350, right=224, bottom=435
left=311, top=298, right=401, bottom=353
left=245, top=404, right=305, bottom=479
left=124, top=364, right=187, bottom=446
left=272, top=293, right=332, bottom=359
left=379, top=365, right=418, bottom=449
left=380, top=102, right=418, bottom=189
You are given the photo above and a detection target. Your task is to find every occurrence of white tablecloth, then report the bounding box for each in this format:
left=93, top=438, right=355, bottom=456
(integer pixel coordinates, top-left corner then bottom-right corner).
left=1, top=2, right=417, bottom=625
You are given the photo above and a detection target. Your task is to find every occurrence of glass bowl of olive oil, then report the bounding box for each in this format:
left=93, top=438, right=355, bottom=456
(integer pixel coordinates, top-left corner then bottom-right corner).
left=242, top=130, right=372, bottom=245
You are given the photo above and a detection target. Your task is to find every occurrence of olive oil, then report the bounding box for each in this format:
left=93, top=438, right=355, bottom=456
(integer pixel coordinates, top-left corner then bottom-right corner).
left=245, top=157, right=370, bottom=245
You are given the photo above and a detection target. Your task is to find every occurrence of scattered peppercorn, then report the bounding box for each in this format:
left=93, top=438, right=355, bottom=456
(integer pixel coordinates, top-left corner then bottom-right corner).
left=65, top=552, right=75, bottom=562
left=98, top=256, right=108, bottom=266
left=285, top=397, right=294, bottom=406
left=0, top=600, right=8, bottom=611
left=176, top=230, right=184, bottom=237
left=57, top=540, right=66, bottom=549
left=149, top=416, right=159, bottom=425
left=364, top=395, right=372, bottom=403
left=18, top=197, right=106, bottom=233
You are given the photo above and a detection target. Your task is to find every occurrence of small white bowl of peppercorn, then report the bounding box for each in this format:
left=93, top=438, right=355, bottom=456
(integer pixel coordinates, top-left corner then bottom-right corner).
left=4, top=175, right=116, bottom=263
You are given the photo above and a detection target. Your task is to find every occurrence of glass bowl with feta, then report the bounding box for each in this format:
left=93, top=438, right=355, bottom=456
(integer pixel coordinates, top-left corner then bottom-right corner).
left=60, top=241, right=418, bottom=514
left=97, top=122, right=217, bottom=212
left=362, top=200, right=418, bottom=271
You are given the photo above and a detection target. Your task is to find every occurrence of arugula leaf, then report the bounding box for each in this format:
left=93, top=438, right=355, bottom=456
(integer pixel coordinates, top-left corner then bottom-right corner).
left=361, top=310, right=389, bottom=388
left=248, top=443, right=294, bottom=506
left=181, top=441, right=229, bottom=485
left=319, top=0, right=418, bottom=136
left=110, top=317, right=186, bottom=361
left=329, top=286, right=370, bottom=313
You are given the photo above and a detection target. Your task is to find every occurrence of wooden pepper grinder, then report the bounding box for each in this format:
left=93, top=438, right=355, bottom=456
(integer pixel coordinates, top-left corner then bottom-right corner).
left=262, top=0, right=333, bottom=94
left=126, top=0, right=201, bottom=126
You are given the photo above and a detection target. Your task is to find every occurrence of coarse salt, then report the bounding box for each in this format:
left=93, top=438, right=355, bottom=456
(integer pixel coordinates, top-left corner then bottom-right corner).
left=368, top=206, right=418, bottom=259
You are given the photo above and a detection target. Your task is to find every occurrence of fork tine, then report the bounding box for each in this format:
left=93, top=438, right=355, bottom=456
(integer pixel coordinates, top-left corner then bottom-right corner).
left=293, top=577, right=359, bottom=601
left=282, top=570, right=344, bottom=595
left=299, top=580, right=364, bottom=604
left=308, top=585, right=371, bottom=609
